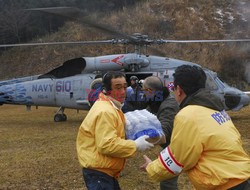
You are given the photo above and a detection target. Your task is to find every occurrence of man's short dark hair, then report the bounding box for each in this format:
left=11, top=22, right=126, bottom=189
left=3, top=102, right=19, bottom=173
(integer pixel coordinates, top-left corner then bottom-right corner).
left=173, top=65, right=207, bottom=96
left=102, top=71, right=126, bottom=92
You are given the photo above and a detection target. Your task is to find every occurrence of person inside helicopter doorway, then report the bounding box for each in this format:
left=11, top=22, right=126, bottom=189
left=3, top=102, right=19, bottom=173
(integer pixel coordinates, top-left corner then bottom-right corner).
left=122, top=75, right=147, bottom=113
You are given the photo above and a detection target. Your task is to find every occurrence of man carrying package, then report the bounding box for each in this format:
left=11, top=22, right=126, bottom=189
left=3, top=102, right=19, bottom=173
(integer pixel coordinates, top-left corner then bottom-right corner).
left=77, top=71, right=154, bottom=190
left=141, top=65, right=250, bottom=190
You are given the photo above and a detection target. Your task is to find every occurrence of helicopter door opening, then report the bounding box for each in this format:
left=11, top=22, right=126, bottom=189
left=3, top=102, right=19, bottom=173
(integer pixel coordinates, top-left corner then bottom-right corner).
left=125, top=73, right=153, bottom=86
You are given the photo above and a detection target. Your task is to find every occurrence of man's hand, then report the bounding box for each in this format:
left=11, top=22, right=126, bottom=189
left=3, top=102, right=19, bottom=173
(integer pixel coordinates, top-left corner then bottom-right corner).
left=140, top=155, right=152, bottom=171
left=134, top=135, right=154, bottom=152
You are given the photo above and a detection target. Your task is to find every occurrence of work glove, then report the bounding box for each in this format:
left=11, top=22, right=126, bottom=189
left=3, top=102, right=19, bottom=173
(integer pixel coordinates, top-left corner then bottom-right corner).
left=134, top=135, right=154, bottom=152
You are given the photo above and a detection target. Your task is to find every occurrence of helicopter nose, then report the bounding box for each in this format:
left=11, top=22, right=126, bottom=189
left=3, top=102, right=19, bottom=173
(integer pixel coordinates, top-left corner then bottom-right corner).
left=225, top=92, right=250, bottom=111
left=241, top=93, right=250, bottom=107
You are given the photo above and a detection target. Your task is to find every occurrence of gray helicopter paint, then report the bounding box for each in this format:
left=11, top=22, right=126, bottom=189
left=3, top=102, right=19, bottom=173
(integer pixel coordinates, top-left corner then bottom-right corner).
left=83, top=53, right=199, bottom=73
left=204, top=69, right=250, bottom=111
left=55, top=74, right=95, bottom=109
left=29, top=78, right=55, bottom=106
left=0, top=73, right=95, bottom=109
left=0, top=53, right=249, bottom=116
left=83, top=54, right=157, bottom=72
left=83, top=55, right=125, bottom=72
left=148, top=55, right=199, bottom=70
left=0, top=75, right=40, bottom=86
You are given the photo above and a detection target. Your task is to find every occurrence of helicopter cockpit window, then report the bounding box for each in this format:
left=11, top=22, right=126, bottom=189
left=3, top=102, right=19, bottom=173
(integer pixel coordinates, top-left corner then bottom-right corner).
left=205, top=73, right=218, bottom=90
left=215, top=77, right=226, bottom=89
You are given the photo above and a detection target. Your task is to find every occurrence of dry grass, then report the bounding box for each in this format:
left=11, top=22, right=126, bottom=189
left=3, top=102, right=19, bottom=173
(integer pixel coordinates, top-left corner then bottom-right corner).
left=0, top=105, right=249, bottom=189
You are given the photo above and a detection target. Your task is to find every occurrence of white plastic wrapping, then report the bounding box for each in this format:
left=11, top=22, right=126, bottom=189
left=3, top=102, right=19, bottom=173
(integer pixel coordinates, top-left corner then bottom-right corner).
left=125, top=109, right=164, bottom=141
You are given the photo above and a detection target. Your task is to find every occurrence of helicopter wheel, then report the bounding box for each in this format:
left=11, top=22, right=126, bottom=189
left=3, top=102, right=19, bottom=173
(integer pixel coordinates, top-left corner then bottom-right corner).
left=62, top=114, right=67, bottom=121
left=54, top=114, right=67, bottom=122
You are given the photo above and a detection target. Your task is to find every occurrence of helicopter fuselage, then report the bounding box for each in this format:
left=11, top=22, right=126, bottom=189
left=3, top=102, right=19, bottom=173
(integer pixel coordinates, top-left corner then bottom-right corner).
left=0, top=53, right=249, bottom=121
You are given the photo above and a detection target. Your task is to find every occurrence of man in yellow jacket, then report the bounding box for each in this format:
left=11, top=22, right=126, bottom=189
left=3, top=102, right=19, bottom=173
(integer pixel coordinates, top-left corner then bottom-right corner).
left=141, top=65, right=250, bottom=190
left=77, top=71, right=154, bottom=190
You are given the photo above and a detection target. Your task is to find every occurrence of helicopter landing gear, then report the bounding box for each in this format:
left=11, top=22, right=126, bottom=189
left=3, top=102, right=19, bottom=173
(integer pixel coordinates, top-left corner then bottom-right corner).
left=54, top=107, right=67, bottom=122
left=54, top=114, right=67, bottom=122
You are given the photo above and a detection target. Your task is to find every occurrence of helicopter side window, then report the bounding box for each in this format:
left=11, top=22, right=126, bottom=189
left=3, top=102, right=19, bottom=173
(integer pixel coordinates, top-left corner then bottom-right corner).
left=205, top=73, right=218, bottom=90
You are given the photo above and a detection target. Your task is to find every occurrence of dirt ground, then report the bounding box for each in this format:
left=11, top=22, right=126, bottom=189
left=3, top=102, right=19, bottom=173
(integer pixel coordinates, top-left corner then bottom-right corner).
left=0, top=105, right=249, bottom=190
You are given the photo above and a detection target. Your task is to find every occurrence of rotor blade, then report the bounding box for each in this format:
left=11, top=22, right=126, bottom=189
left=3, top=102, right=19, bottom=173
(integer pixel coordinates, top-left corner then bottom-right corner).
left=26, top=7, right=134, bottom=40
left=0, top=40, right=115, bottom=48
left=158, top=39, right=250, bottom=44
left=26, top=7, right=86, bottom=27
left=26, top=7, right=79, bottom=16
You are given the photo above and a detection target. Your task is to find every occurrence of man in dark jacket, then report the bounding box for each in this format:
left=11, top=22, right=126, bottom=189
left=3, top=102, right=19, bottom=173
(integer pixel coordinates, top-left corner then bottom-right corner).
left=142, top=76, right=179, bottom=190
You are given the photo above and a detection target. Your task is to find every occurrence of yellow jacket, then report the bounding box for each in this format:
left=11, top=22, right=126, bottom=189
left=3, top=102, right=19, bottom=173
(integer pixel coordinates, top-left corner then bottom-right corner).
left=77, top=93, right=136, bottom=178
left=146, top=105, right=250, bottom=190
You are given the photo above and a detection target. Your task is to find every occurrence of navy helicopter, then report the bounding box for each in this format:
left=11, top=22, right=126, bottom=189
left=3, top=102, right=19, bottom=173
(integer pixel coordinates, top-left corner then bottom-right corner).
left=0, top=8, right=249, bottom=122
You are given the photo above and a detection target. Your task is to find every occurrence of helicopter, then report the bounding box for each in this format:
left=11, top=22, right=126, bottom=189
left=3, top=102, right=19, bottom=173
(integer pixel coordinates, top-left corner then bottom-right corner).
left=0, top=8, right=249, bottom=122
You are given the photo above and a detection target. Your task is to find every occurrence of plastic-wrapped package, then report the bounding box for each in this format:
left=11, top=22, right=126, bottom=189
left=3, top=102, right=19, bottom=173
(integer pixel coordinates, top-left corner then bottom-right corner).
left=125, top=109, right=164, bottom=143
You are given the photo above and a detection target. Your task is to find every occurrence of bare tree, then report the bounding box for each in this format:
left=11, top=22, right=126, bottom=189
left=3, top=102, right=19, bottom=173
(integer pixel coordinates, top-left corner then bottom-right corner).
left=0, top=3, right=30, bottom=43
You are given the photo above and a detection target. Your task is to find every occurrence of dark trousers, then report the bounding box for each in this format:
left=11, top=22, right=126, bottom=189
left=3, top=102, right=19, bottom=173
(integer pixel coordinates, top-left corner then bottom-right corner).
left=82, top=168, right=121, bottom=190
left=160, top=176, right=178, bottom=190
left=229, top=180, right=250, bottom=190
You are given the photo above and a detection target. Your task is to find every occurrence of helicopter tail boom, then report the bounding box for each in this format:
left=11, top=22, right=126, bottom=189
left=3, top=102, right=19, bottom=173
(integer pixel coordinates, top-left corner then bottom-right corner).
left=0, top=75, right=40, bottom=87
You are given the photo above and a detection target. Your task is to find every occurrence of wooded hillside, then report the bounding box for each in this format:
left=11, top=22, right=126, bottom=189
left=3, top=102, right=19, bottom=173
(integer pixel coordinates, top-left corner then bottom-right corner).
left=0, top=0, right=249, bottom=87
